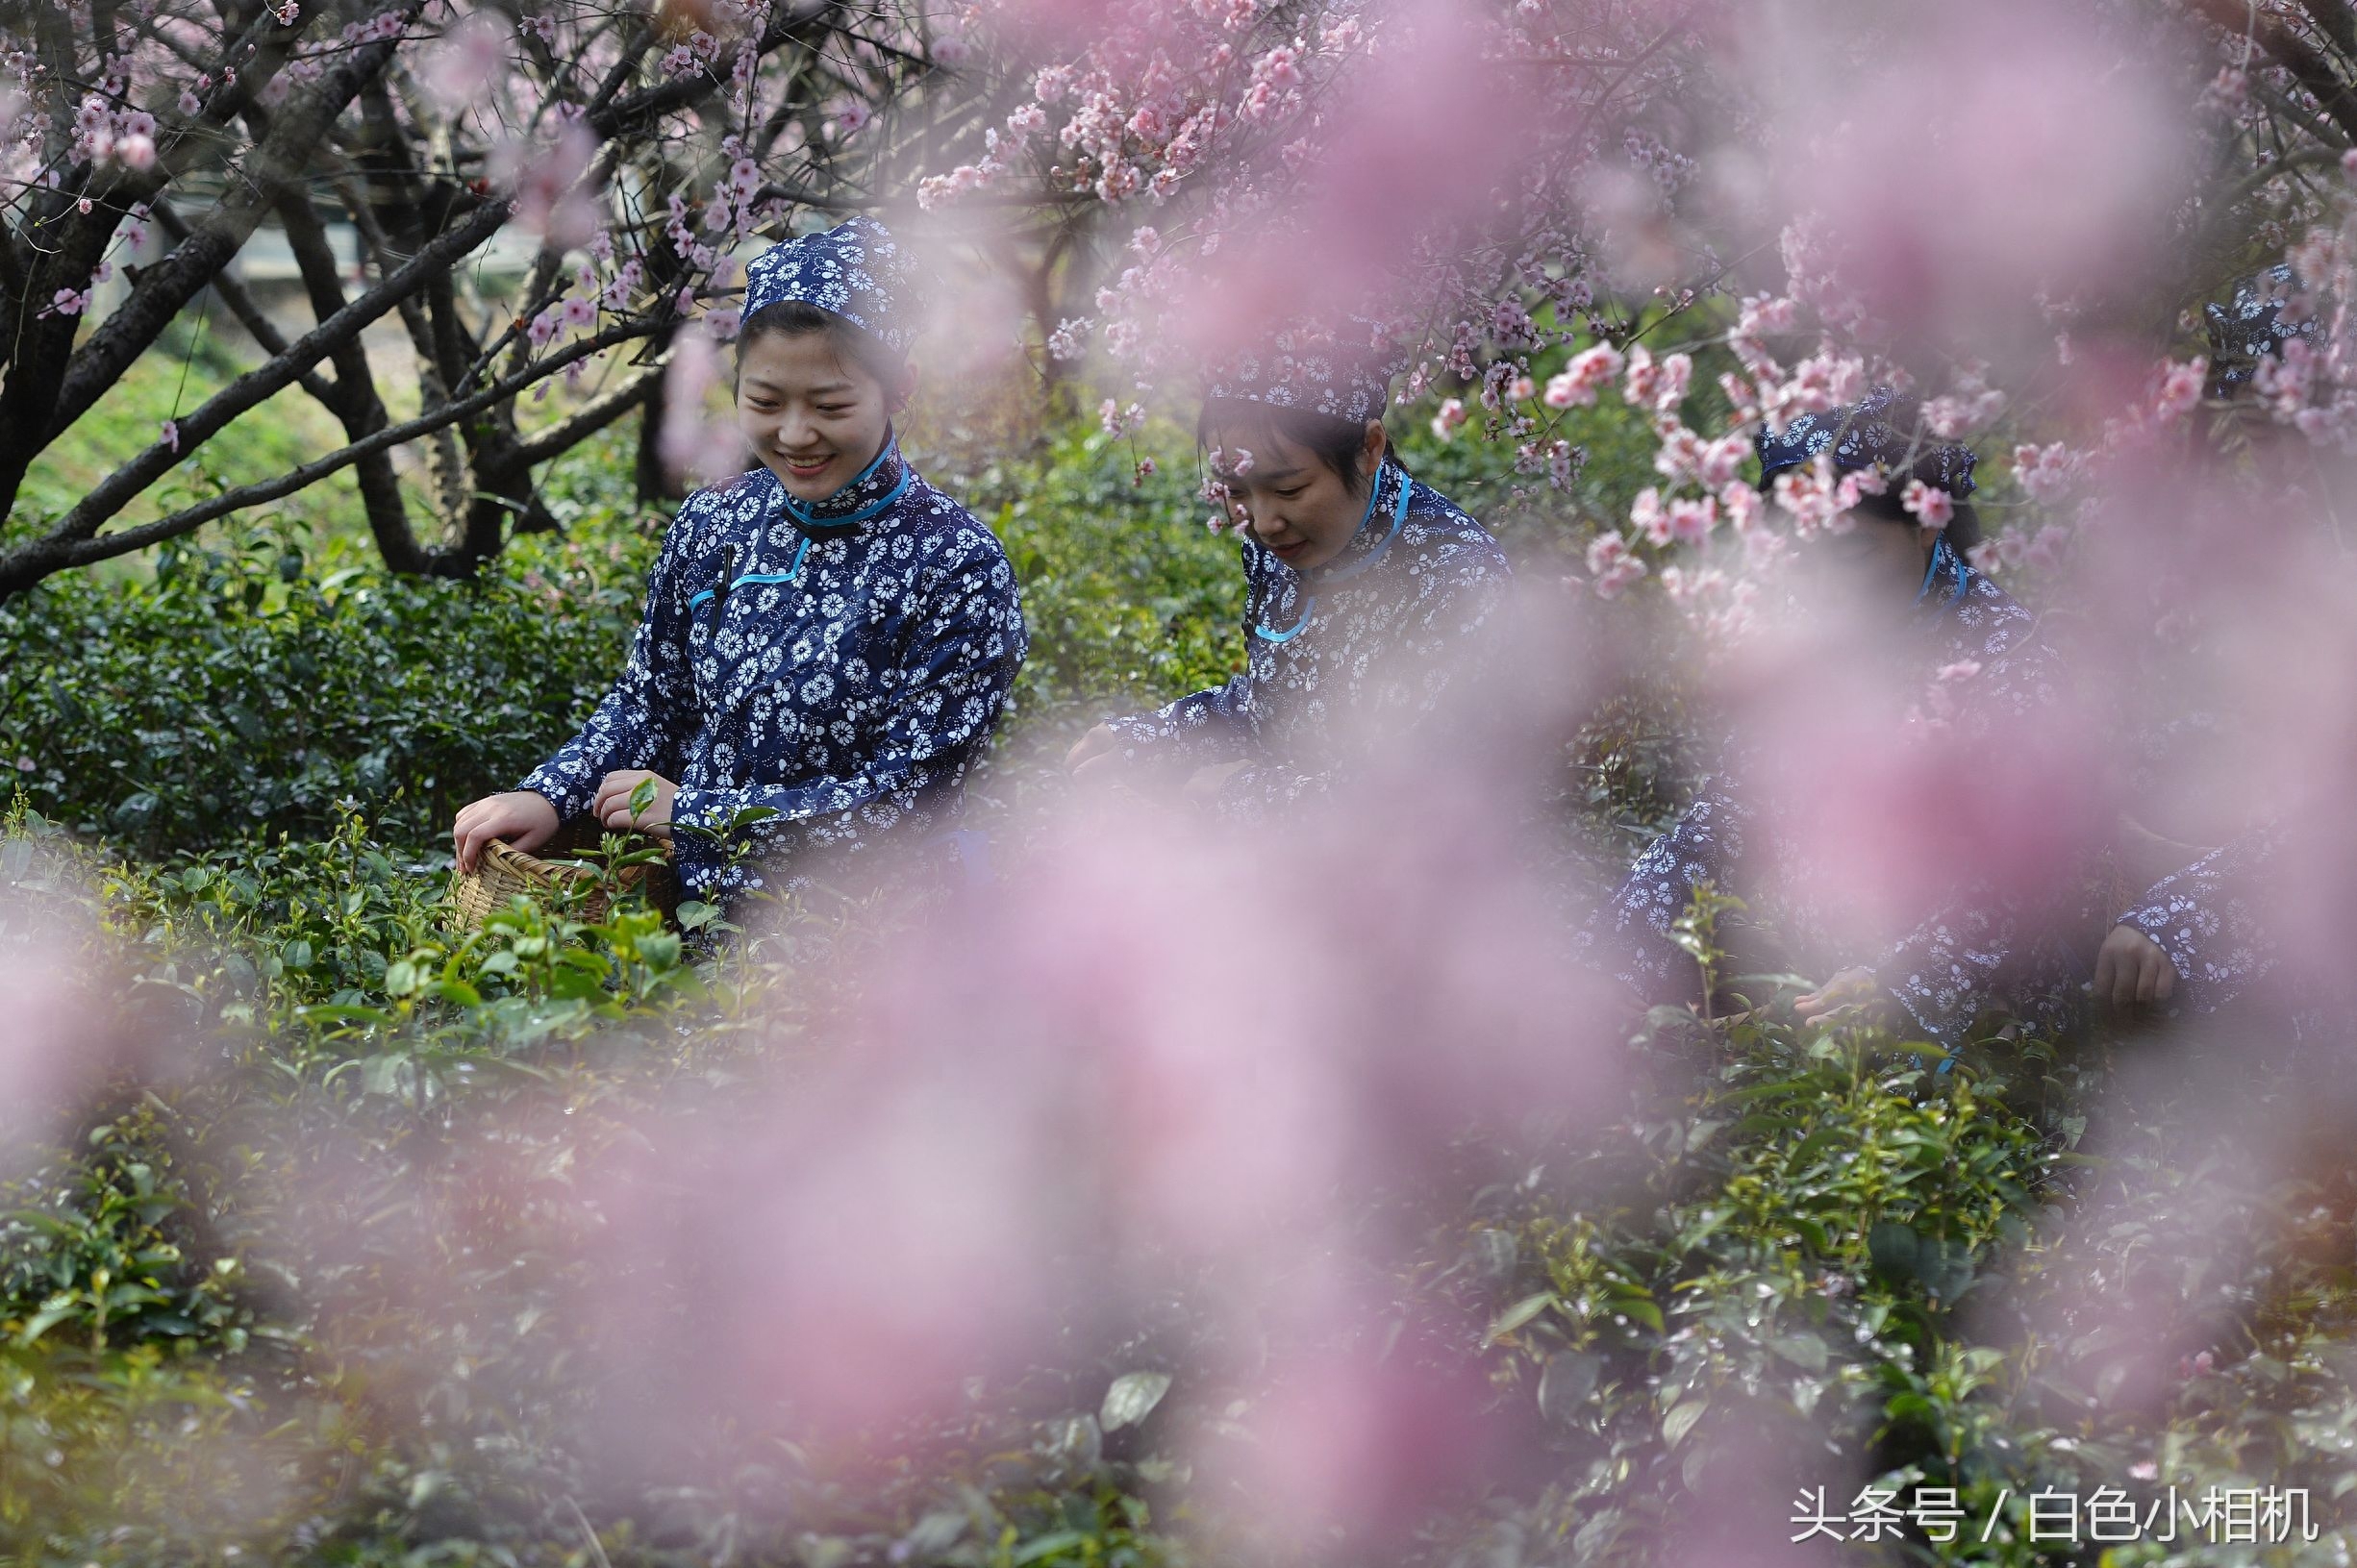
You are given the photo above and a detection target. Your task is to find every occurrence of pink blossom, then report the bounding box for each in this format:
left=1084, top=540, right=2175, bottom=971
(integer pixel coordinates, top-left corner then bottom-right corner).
left=115, top=133, right=154, bottom=169
left=2155, top=358, right=2206, bottom=420
left=47, top=287, right=89, bottom=317
left=1429, top=397, right=1467, bottom=440
left=659, top=327, right=746, bottom=485
left=1651, top=425, right=1704, bottom=484
left=159, top=419, right=179, bottom=452
left=1660, top=563, right=1725, bottom=606
left=1542, top=343, right=1622, bottom=409
left=1901, top=479, right=1953, bottom=530
left=1666, top=496, right=1718, bottom=548
left=560, top=295, right=596, bottom=330
left=2012, top=442, right=2074, bottom=505
left=1696, top=434, right=1749, bottom=488
left=1631, top=486, right=1670, bottom=547
left=1585, top=530, right=1647, bottom=599
left=1623, top=345, right=1692, bottom=414
left=1719, top=483, right=1762, bottom=534
left=1548, top=438, right=1581, bottom=489
left=2021, top=522, right=2070, bottom=571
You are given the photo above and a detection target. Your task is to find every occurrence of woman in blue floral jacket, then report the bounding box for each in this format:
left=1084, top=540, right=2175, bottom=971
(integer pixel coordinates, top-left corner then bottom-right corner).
left=453, top=218, right=1027, bottom=908
left=1065, top=327, right=1514, bottom=817
left=1588, top=390, right=2084, bottom=1055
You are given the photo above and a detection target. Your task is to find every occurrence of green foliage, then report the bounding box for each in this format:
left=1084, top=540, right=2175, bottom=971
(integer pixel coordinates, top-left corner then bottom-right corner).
left=3, top=406, right=2350, bottom=1566
left=0, top=1108, right=252, bottom=1356
left=948, top=421, right=1249, bottom=740
left=0, top=510, right=654, bottom=855
left=11, top=316, right=371, bottom=551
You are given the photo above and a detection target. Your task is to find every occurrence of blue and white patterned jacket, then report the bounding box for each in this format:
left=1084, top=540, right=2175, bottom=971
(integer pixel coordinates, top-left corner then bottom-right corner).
left=1101, top=459, right=1514, bottom=817
left=1592, top=553, right=2080, bottom=1046
left=519, top=440, right=1027, bottom=905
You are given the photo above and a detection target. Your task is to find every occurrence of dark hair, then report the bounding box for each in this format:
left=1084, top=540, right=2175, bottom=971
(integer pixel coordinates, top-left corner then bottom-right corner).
left=1196, top=395, right=1392, bottom=495
left=738, top=300, right=907, bottom=393
left=1849, top=486, right=1984, bottom=553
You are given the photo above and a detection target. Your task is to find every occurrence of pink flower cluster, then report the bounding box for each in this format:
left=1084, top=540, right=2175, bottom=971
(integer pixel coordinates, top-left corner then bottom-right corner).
left=1585, top=530, right=1646, bottom=599
left=917, top=0, right=1295, bottom=213
left=1542, top=343, right=1621, bottom=409
left=73, top=93, right=158, bottom=168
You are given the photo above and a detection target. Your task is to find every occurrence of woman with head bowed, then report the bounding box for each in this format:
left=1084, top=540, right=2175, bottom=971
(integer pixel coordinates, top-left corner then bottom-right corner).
left=1589, top=389, right=2090, bottom=1058
left=1064, top=324, right=1516, bottom=817
left=2096, top=264, right=2332, bottom=1020
left=452, top=216, right=1028, bottom=911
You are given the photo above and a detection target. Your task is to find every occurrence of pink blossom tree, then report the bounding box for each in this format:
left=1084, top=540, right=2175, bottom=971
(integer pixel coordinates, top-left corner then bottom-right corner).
left=0, top=0, right=959, bottom=597
left=917, top=0, right=2357, bottom=578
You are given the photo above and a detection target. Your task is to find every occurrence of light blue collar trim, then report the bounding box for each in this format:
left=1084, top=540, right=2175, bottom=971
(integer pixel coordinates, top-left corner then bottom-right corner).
left=1308, top=460, right=1411, bottom=585
left=1913, top=535, right=1968, bottom=610
left=1252, top=463, right=1412, bottom=642
left=777, top=432, right=911, bottom=532
left=690, top=535, right=813, bottom=614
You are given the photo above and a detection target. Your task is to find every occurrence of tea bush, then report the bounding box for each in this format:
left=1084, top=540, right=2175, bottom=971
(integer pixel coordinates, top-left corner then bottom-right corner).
left=3, top=396, right=2343, bottom=1565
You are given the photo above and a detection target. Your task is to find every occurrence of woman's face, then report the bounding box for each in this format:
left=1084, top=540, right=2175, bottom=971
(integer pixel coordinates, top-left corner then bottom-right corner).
left=737, top=330, right=902, bottom=501
left=1208, top=420, right=1387, bottom=572
left=1802, top=510, right=1938, bottom=611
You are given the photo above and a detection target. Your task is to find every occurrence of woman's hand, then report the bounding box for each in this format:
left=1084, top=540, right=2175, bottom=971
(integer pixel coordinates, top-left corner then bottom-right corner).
left=1185, top=759, right=1252, bottom=809
left=2094, top=923, right=2176, bottom=1007
left=452, top=790, right=560, bottom=873
left=591, top=769, right=678, bottom=840
left=1065, top=723, right=1125, bottom=782
left=1793, top=965, right=1883, bottom=1022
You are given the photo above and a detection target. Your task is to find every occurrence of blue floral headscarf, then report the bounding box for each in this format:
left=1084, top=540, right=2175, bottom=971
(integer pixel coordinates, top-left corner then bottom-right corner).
left=2206, top=263, right=2319, bottom=396
left=1756, top=386, right=1979, bottom=498
left=1204, top=319, right=1412, bottom=425
left=742, top=215, right=923, bottom=357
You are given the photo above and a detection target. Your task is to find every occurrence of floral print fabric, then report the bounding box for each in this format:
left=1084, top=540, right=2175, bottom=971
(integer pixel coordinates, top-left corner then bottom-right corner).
left=741, top=215, right=923, bottom=354
left=1100, top=460, right=1513, bottom=818
left=2118, top=818, right=2293, bottom=1015
left=518, top=442, right=1027, bottom=906
left=1592, top=552, right=2080, bottom=1046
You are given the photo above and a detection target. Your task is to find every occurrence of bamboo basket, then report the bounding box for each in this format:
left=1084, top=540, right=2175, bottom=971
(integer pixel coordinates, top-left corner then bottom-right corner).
left=447, top=820, right=681, bottom=932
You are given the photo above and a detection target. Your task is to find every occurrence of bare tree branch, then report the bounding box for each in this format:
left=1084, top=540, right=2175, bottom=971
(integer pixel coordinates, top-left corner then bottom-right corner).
left=46, top=194, right=514, bottom=550
left=149, top=198, right=341, bottom=405
left=506, top=363, right=664, bottom=468
left=44, top=0, right=431, bottom=440
left=2183, top=0, right=2357, bottom=144
left=0, top=318, right=659, bottom=593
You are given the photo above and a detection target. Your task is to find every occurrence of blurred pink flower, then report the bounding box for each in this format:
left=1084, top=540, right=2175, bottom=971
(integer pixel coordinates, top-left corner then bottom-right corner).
left=1901, top=479, right=1953, bottom=530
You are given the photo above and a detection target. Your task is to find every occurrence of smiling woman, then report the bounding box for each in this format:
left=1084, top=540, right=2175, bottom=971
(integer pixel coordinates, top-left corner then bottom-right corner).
left=736, top=301, right=915, bottom=502
left=450, top=218, right=1028, bottom=915
left=1065, top=324, right=1514, bottom=818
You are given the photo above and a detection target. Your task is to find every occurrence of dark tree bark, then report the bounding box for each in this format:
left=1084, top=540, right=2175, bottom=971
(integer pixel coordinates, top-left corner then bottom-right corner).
left=0, top=0, right=955, bottom=600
